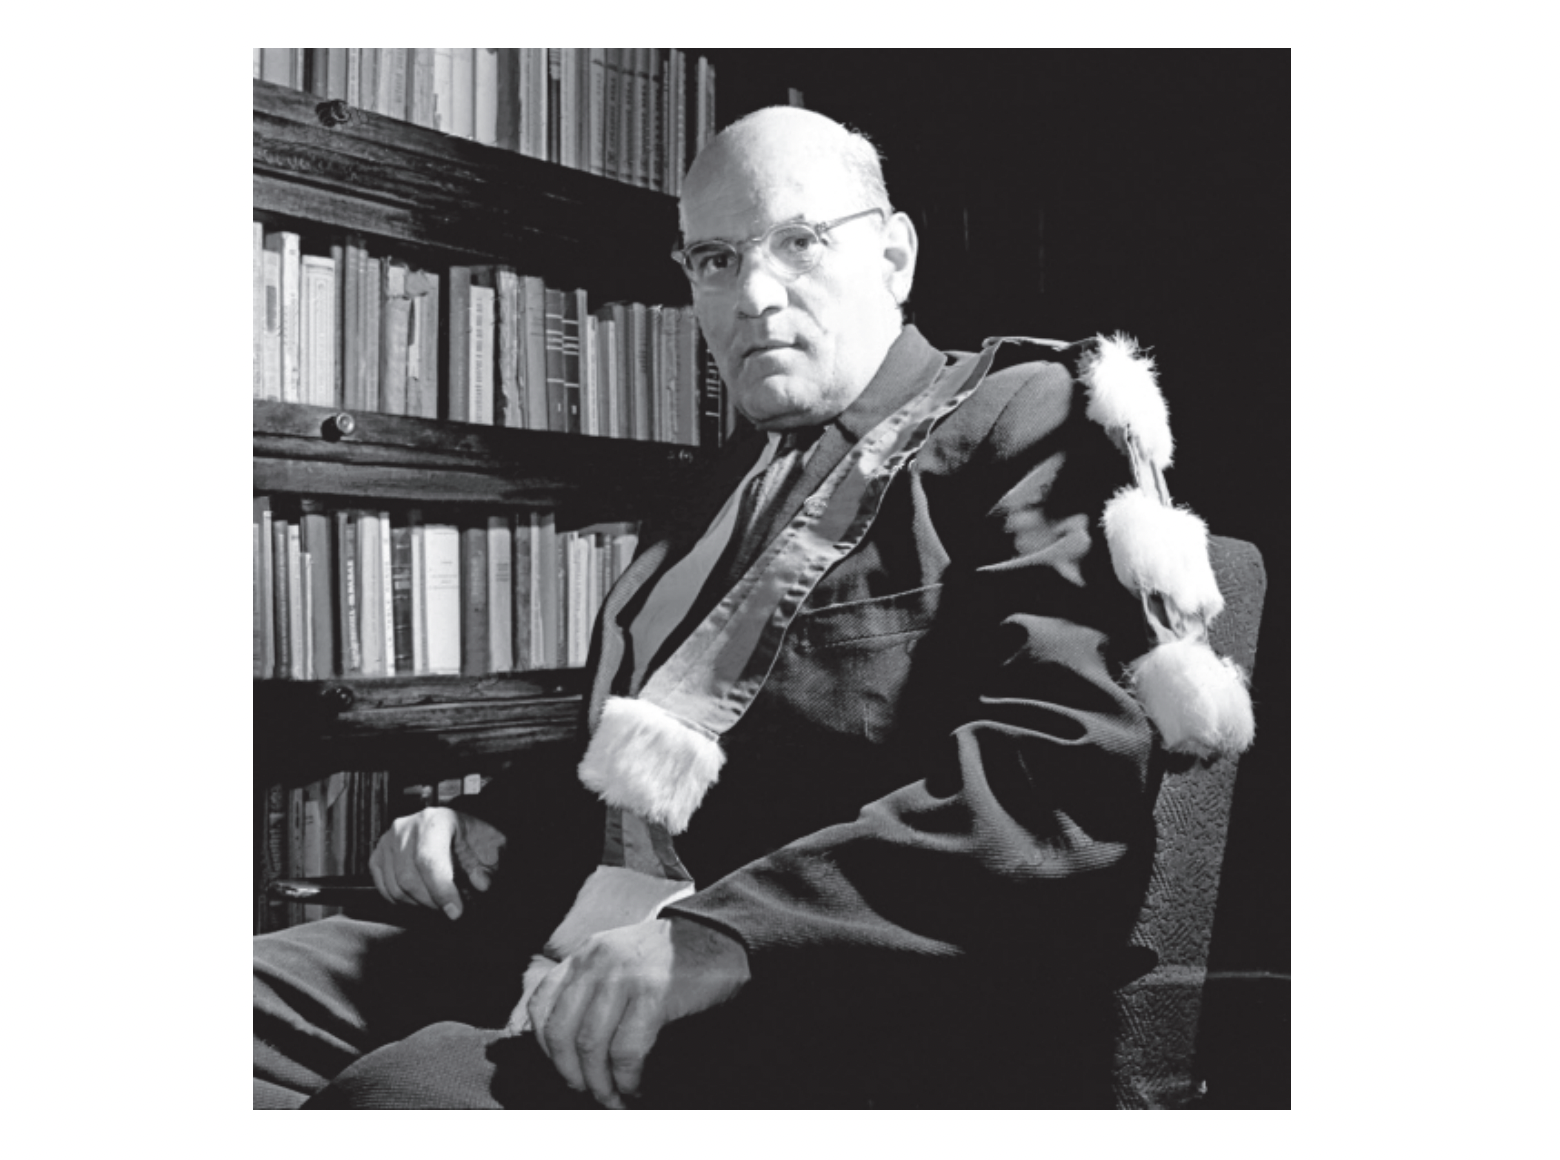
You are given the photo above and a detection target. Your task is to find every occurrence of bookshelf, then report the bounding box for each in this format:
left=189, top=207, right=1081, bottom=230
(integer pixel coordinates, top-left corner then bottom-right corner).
left=253, top=62, right=717, bottom=930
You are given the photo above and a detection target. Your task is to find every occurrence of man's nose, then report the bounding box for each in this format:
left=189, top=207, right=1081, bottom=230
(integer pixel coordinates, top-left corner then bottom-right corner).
left=734, top=250, right=788, bottom=318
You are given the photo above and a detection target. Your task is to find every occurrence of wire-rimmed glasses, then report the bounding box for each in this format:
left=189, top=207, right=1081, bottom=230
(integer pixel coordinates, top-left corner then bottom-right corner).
left=671, top=207, right=886, bottom=290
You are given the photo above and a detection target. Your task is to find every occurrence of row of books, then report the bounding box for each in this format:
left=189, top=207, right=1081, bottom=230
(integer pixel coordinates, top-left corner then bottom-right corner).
left=252, top=224, right=730, bottom=446
left=254, top=49, right=715, bottom=196
left=253, top=498, right=639, bottom=681
left=256, top=771, right=394, bottom=929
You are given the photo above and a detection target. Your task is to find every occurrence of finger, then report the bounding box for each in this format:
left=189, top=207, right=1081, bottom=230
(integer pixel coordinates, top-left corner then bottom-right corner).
left=369, top=840, right=409, bottom=905
left=453, top=830, right=493, bottom=893
left=609, top=995, right=664, bottom=1101
left=539, top=970, right=597, bottom=1094
left=415, top=813, right=464, bottom=918
left=392, top=854, right=437, bottom=910
left=527, top=962, right=568, bottom=1060
left=577, top=976, right=632, bottom=1109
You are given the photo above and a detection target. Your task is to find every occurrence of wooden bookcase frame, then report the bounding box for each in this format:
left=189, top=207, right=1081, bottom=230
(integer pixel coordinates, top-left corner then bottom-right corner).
left=252, top=75, right=711, bottom=774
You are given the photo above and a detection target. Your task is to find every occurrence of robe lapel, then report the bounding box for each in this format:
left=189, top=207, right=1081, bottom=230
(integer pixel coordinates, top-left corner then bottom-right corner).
left=584, top=430, right=771, bottom=728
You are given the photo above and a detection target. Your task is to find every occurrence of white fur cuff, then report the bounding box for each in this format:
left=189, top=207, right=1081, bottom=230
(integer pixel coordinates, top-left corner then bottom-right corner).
left=1080, top=333, right=1173, bottom=469
left=577, top=695, right=726, bottom=835
left=1129, top=637, right=1255, bottom=758
left=1103, top=487, right=1225, bottom=621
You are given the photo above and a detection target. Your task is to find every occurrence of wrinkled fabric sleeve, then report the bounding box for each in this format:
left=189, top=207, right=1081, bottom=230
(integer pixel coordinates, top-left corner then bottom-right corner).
left=661, top=364, right=1155, bottom=1016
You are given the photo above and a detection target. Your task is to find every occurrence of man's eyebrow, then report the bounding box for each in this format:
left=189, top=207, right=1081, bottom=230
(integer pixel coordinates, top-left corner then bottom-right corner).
left=685, top=215, right=811, bottom=248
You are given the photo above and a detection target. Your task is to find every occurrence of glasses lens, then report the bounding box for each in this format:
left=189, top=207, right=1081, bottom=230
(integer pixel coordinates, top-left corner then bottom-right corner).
left=765, top=224, right=824, bottom=273
left=685, top=244, right=739, bottom=283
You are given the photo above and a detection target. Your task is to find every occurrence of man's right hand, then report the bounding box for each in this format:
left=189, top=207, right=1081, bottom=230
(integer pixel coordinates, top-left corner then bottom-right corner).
left=368, top=807, right=507, bottom=920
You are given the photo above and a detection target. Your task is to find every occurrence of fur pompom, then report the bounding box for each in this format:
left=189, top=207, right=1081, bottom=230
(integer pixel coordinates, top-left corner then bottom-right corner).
left=1079, top=333, right=1173, bottom=469
left=577, top=696, right=726, bottom=835
left=1102, top=487, right=1225, bottom=620
left=1128, top=637, right=1255, bottom=757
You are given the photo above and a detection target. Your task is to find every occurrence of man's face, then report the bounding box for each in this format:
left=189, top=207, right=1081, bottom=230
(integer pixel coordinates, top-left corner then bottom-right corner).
left=681, top=147, right=912, bottom=431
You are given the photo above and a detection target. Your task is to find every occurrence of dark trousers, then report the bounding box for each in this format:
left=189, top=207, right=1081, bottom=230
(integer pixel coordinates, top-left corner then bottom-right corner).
left=253, top=906, right=598, bottom=1109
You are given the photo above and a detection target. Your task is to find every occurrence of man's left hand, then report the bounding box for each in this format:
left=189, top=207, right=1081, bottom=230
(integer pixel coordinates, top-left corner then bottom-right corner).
left=527, top=916, right=750, bottom=1108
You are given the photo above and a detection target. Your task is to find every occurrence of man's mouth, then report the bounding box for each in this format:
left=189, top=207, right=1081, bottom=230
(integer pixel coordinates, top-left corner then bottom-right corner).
left=744, top=341, right=797, bottom=359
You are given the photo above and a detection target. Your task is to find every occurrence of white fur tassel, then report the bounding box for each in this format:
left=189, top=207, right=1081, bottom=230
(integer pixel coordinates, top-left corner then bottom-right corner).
left=1103, top=487, right=1225, bottom=621
left=1129, top=637, right=1255, bottom=757
left=1080, top=333, right=1173, bottom=469
left=577, top=695, right=726, bottom=835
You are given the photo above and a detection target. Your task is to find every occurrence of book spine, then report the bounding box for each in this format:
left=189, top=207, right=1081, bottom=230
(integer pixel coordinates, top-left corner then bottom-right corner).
left=497, top=49, right=522, bottom=152
left=391, top=522, right=414, bottom=674
left=512, top=513, right=532, bottom=671
left=631, top=303, right=651, bottom=441
left=496, top=269, right=521, bottom=428
left=522, top=276, right=549, bottom=432
left=381, top=263, right=409, bottom=415
left=475, top=47, right=499, bottom=146
left=252, top=222, right=263, bottom=398
left=330, top=242, right=345, bottom=406
left=547, top=49, right=561, bottom=163
left=407, top=270, right=439, bottom=418
left=410, top=514, right=427, bottom=675
left=361, top=49, right=379, bottom=118
left=363, top=255, right=382, bottom=412
left=446, top=266, right=471, bottom=422
left=255, top=497, right=274, bottom=678
left=328, top=47, right=347, bottom=101
left=433, top=48, right=454, bottom=133
left=270, top=515, right=287, bottom=678
left=409, top=48, right=435, bottom=127
left=590, top=49, right=606, bottom=176
left=287, top=522, right=305, bottom=680
left=648, top=50, right=663, bottom=193
left=335, top=510, right=360, bottom=675
left=698, top=326, right=720, bottom=448
left=544, top=287, right=567, bottom=433
left=261, top=249, right=282, bottom=401
left=262, top=781, right=287, bottom=932
left=562, top=290, right=582, bottom=434
left=357, top=511, right=383, bottom=676
left=390, top=49, right=408, bottom=122
left=536, top=513, right=557, bottom=668
left=487, top=516, right=513, bottom=672
left=604, top=49, right=622, bottom=181
left=301, top=503, right=336, bottom=678
left=678, top=305, right=699, bottom=447
left=379, top=512, right=395, bottom=675
left=423, top=525, right=461, bottom=674
left=301, top=255, right=336, bottom=407
left=583, top=309, right=599, bottom=437
left=470, top=283, right=494, bottom=425
left=346, top=48, right=361, bottom=107
left=302, top=780, right=324, bottom=922
left=287, top=785, right=305, bottom=926
left=453, top=49, right=475, bottom=139
left=261, top=48, right=291, bottom=86
left=460, top=525, right=489, bottom=675
left=276, top=232, right=301, bottom=402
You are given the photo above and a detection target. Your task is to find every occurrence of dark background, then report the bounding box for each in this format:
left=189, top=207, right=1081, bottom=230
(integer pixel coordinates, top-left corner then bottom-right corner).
left=699, top=48, right=1290, bottom=1107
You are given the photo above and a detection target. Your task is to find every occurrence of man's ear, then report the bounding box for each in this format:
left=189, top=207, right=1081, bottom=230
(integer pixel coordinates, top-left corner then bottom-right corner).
left=881, top=211, right=918, bottom=306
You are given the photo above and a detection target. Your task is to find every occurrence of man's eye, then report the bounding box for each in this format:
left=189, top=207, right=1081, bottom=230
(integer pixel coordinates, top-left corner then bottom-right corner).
left=773, top=230, right=818, bottom=256
left=695, top=250, right=735, bottom=275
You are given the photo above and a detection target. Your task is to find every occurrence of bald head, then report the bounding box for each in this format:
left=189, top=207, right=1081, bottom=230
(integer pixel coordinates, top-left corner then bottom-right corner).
left=680, top=107, right=891, bottom=236
left=675, top=106, right=918, bottom=431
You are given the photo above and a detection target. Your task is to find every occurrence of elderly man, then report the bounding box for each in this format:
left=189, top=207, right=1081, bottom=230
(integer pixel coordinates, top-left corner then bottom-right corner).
left=255, top=105, right=1238, bottom=1109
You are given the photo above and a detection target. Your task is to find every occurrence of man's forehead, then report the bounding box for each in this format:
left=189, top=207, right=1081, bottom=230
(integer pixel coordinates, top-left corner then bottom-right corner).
left=681, top=150, right=858, bottom=242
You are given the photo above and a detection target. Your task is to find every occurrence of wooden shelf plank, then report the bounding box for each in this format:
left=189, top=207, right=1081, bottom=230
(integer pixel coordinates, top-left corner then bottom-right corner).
left=252, top=79, right=687, bottom=303
left=253, top=401, right=707, bottom=513
left=254, top=671, right=586, bottom=767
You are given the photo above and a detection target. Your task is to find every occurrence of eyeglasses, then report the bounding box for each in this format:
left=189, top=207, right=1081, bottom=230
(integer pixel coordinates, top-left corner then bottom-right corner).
left=671, top=208, right=886, bottom=290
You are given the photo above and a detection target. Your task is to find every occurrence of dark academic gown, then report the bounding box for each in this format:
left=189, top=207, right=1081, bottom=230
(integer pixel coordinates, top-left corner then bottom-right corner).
left=466, top=324, right=1155, bottom=1107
